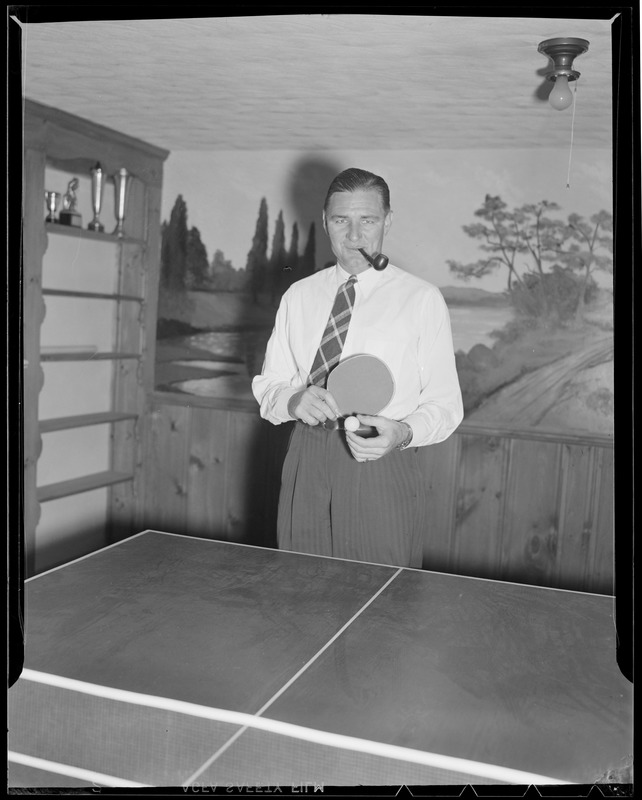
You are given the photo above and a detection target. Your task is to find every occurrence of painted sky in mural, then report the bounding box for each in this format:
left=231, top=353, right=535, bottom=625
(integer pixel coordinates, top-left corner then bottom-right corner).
left=161, top=147, right=612, bottom=293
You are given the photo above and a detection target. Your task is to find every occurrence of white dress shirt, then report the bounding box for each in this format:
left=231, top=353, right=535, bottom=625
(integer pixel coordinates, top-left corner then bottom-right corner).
left=252, top=263, right=464, bottom=447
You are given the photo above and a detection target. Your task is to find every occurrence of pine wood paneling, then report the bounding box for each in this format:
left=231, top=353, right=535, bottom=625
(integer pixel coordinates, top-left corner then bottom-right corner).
left=108, top=412, right=139, bottom=540
left=556, top=444, right=596, bottom=591
left=451, top=433, right=512, bottom=581
left=225, top=412, right=268, bottom=542
left=144, top=404, right=192, bottom=535
left=140, top=401, right=615, bottom=594
left=23, top=147, right=48, bottom=576
left=109, top=241, right=145, bottom=540
left=139, top=184, right=164, bottom=397
left=185, top=407, right=230, bottom=537
left=419, top=437, right=460, bottom=573
left=591, top=447, right=615, bottom=594
left=500, top=439, right=563, bottom=587
left=261, top=422, right=294, bottom=549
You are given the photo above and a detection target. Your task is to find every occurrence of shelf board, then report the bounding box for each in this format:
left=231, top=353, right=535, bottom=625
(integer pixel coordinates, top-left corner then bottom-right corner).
left=40, top=350, right=141, bottom=362
left=42, top=288, right=144, bottom=302
left=40, top=411, right=139, bottom=433
left=45, top=221, right=143, bottom=245
left=37, top=470, right=134, bottom=503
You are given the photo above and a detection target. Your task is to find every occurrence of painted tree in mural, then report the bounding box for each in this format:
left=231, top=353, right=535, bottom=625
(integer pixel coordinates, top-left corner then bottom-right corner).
left=186, top=226, right=210, bottom=289
left=298, top=222, right=317, bottom=278
left=160, top=194, right=189, bottom=292
left=210, top=249, right=246, bottom=291
left=287, top=222, right=299, bottom=272
left=269, top=210, right=287, bottom=304
left=267, top=220, right=299, bottom=300
left=447, top=195, right=612, bottom=326
left=246, top=197, right=269, bottom=303
left=556, top=211, right=613, bottom=324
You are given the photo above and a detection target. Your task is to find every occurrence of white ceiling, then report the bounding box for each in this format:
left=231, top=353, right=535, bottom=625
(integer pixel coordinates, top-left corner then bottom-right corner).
left=18, top=14, right=615, bottom=153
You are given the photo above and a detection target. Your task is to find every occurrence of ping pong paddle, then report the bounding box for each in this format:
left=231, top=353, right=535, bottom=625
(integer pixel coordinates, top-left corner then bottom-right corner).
left=324, top=354, right=395, bottom=437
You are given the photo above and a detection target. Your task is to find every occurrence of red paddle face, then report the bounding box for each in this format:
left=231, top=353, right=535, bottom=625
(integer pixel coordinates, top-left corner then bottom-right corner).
left=326, top=355, right=395, bottom=434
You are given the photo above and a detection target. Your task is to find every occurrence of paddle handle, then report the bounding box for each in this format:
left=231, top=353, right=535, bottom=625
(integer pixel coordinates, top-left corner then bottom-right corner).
left=321, top=416, right=377, bottom=436
left=344, top=416, right=378, bottom=437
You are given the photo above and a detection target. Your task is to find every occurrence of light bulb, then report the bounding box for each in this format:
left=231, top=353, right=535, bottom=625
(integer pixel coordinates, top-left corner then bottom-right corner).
left=549, top=75, right=574, bottom=110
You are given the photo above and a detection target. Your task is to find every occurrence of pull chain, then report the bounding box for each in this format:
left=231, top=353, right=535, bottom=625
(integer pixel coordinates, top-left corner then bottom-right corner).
left=566, top=79, right=579, bottom=188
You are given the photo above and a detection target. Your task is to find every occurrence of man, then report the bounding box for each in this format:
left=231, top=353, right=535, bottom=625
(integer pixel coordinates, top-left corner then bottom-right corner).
left=252, top=168, right=463, bottom=568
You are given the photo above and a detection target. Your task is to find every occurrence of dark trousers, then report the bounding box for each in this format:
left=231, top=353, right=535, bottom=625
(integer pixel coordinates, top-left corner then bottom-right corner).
left=277, top=423, right=426, bottom=568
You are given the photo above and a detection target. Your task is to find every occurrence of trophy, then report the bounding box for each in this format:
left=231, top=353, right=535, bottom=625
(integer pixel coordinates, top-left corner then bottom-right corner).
left=59, top=178, right=82, bottom=227
left=88, top=162, right=105, bottom=232
left=112, top=167, right=131, bottom=238
left=44, top=190, right=61, bottom=223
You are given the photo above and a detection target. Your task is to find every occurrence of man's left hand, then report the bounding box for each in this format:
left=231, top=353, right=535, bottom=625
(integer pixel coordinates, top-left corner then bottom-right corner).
left=345, top=416, right=408, bottom=462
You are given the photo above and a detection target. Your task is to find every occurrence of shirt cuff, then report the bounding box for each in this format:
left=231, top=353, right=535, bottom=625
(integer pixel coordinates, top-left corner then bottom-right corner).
left=264, top=386, right=302, bottom=424
left=403, top=406, right=463, bottom=448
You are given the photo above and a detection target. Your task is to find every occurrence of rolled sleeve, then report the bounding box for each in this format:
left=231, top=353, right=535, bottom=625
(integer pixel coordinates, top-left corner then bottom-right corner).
left=404, top=292, right=464, bottom=447
left=251, top=292, right=304, bottom=424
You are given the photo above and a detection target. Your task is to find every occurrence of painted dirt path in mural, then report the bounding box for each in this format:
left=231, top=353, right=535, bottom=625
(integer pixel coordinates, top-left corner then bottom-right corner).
left=466, top=334, right=613, bottom=431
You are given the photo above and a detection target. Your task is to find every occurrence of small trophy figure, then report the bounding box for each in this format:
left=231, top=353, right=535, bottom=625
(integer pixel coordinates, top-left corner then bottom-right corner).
left=59, top=178, right=82, bottom=227
left=44, top=190, right=61, bottom=223
left=112, top=167, right=131, bottom=238
left=88, top=162, right=105, bottom=232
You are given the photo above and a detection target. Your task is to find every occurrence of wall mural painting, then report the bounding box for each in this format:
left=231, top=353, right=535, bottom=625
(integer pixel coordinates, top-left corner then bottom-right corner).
left=154, top=192, right=613, bottom=437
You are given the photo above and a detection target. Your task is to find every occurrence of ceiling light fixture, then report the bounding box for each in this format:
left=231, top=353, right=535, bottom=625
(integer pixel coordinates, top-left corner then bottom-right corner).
left=537, top=37, right=589, bottom=110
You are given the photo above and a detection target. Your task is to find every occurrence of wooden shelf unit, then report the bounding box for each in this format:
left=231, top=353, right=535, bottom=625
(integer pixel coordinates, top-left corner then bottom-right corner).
left=44, top=220, right=144, bottom=245
left=42, top=288, right=145, bottom=302
left=23, top=98, right=169, bottom=576
left=37, top=471, right=135, bottom=504
left=40, top=412, right=139, bottom=434
left=40, top=351, right=142, bottom=362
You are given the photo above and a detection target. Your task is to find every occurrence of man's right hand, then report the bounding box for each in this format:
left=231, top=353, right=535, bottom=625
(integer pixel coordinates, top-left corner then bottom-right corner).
left=287, top=386, right=341, bottom=426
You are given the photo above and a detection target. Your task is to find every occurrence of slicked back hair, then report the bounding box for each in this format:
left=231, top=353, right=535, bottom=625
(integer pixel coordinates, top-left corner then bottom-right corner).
left=323, top=168, right=391, bottom=214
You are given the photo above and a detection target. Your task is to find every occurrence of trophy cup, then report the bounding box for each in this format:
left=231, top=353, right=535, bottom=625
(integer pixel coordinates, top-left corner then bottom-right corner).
left=58, top=178, right=82, bottom=227
left=112, top=167, right=131, bottom=238
left=44, top=190, right=61, bottom=223
left=88, top=162, right=105, bottom=232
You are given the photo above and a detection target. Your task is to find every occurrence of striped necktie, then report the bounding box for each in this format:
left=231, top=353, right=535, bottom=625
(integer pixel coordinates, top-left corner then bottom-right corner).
left=308, top=275, right=357, bottom=387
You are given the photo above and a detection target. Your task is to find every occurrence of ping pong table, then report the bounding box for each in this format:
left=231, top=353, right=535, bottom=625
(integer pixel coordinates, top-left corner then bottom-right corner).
left=8, top=530, right=632, bottom=789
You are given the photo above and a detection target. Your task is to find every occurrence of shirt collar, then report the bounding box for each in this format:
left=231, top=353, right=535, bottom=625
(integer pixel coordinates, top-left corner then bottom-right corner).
left=334, top=263, right=386, bottom=297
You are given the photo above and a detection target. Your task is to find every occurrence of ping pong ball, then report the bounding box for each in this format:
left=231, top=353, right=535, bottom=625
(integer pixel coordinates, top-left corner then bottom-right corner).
left=345, top=416, right=360, bottom=432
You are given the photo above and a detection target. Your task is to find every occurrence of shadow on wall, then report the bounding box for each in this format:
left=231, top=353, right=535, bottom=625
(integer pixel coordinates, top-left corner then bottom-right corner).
left=225, top=157, right=344, bottom=545
left=136, top=407, right=294, bottom=551
left=151, top=158, right=379, bottom=550
left=243, top=420, right=294, bottom=548
left=155, top=154, right=346, bottom=390
left=285, top=154, right=345, bottom=271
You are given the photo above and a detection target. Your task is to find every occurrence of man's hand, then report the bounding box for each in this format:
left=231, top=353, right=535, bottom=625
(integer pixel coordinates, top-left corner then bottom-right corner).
left=345, top=416, right=409, bottom=462
left=288, top=386, right=341, bottom=426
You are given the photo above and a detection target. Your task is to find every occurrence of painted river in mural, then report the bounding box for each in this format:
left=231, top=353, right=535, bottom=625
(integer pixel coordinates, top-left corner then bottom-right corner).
left=157, top=305, right=515, bottom=400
